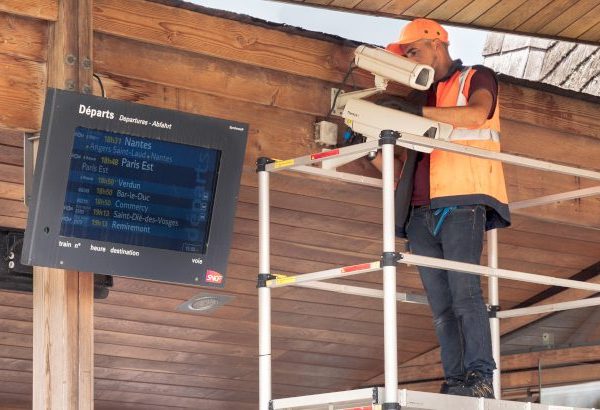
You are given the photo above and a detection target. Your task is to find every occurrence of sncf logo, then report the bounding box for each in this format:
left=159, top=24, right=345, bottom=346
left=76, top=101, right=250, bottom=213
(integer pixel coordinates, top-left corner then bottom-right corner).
left=205, top=270, right=223, bottom=284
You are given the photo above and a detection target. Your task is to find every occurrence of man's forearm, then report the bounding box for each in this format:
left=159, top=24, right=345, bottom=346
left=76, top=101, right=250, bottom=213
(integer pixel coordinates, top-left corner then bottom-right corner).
left=421, top=88, right=494, bottom=128
left=422, top=105, right=489, bottom=128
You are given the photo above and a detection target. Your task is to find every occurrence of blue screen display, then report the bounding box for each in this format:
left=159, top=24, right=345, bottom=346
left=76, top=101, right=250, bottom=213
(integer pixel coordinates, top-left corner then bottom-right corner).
left=60, top=127, right=221, bottom=254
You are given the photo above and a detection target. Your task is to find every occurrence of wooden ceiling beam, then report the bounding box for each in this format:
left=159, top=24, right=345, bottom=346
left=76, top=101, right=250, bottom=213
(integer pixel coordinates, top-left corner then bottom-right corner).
left=0, top=1, right=58, bottom=21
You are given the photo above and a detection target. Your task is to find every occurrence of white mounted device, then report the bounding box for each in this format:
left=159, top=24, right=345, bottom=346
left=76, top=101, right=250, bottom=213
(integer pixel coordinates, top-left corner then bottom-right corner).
left=315, top=45, right=453, bottom=167
left=314, top=120, right=338, bottom=146
left=342, top=99, right=453, bottom=153
left=354, top=45, right=434, bottom=90
left=328, top=46, right=435, bottom=117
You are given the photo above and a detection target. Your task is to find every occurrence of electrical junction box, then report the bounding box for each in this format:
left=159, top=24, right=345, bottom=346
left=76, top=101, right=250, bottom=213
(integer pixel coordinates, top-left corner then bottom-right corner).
left=314, top=121, right=338, bottom=146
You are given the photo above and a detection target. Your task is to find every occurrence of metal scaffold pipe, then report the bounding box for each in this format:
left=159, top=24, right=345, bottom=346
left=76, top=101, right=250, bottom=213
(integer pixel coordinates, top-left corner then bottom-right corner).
left=488, top=229, right=501, bottom=399
left=258, top=169, right=271, bottom=410
left=381, top=132, right=399, bottom=408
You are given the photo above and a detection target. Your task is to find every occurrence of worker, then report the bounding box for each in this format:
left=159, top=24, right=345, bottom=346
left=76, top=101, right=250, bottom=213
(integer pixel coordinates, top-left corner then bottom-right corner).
left=370, top=18, right=511, bottom=398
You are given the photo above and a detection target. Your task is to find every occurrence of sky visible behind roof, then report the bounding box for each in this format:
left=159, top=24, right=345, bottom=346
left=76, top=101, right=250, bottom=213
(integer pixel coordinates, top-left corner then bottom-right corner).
left=190, top=0, right=488, bottom=66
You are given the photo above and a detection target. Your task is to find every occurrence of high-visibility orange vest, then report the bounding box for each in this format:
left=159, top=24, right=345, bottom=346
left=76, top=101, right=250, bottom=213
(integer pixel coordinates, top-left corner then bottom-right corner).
left=429, top=66, right=511, bottom=229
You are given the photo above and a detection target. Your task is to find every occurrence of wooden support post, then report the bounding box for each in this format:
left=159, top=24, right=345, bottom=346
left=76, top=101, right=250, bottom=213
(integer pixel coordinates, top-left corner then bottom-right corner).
left=33, top=0, right=95, bottom=409
left=33, top=269, right=94, bottom=409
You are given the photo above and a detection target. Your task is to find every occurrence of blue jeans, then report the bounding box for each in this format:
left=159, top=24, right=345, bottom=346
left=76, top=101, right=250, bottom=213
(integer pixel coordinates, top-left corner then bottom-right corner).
left=406, top=204, right=495, bottom=380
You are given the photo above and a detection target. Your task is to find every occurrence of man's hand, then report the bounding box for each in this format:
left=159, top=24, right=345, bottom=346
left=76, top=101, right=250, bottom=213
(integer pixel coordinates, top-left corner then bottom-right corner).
left=340, top=129, right=366, bottom=146
left=376, top=96, right=423, bottom=116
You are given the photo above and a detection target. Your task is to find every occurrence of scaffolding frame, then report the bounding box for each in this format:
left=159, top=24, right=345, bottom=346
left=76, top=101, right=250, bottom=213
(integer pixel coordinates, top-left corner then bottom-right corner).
left=257, top=131, right=600, bottom=410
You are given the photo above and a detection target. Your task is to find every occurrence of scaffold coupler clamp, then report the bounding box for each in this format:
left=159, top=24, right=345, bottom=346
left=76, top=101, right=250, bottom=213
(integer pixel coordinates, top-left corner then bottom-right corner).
left=381, top=252, right=402, bottom=267
left=488, top=304, right=501, bottom=318
left=372, top=387, right=379, bottom=404
left=268, top=400, right=274, bottom=410
left=256, top=157, right=275, bottom=172
left=257, top=273, right=276, bottom=288
left=383, top=402, right=401, bottom=410
left=379, top=129, right=400, bottom=146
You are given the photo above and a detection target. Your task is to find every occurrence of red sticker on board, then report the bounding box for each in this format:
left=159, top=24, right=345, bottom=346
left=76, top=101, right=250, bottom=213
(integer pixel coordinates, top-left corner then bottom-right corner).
left=205, top=270, right=223, bottom=284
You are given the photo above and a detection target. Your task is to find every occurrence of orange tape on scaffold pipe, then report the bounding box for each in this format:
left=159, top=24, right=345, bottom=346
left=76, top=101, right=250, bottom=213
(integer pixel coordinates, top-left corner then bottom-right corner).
left=341, top=262, right=379, bottom=273
left=310, top=149, right=340, bottom=160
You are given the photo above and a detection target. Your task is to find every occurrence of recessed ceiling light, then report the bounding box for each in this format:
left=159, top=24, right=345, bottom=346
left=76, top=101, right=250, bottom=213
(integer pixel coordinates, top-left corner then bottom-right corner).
left=177, top=293, right=234, bottom=314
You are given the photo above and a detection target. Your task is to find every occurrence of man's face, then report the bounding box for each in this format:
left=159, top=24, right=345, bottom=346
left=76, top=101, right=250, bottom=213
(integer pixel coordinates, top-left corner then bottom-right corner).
left=401, top=39, right=437, bottom=66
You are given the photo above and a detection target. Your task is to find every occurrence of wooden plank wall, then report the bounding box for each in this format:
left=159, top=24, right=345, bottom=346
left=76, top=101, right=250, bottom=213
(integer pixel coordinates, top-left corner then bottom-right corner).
left=0, top=0, right=599, bottom=408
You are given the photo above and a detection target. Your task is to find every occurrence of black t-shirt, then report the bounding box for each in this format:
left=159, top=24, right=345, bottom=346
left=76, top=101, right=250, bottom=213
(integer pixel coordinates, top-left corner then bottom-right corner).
left=410, top=63, right=499, bottom=206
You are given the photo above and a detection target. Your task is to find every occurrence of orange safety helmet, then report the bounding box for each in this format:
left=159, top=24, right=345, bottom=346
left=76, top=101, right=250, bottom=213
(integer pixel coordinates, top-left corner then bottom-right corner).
left=386, top=18, right=449, bottom=55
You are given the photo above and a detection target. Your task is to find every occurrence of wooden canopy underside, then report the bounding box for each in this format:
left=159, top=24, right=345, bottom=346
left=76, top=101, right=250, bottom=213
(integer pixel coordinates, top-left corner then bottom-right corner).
left=0, top=0, right=599, bottom=408
left=271, top=0, right=600, bottom=44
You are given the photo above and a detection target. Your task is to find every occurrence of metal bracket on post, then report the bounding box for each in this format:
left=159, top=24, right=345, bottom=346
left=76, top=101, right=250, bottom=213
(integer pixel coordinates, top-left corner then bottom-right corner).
left=382, top=403, right=401, bottom=410
left=488, top=305, right=501, bottom=318
left=257, top=273, right=276, bottom=288
left=256, top=157, right=275, bottom=173
left=330, top=83, right=386, bottom=117
left=23, top=133, right=40, bottom=207
left=379, top=130, right=400, bottom=146
left=372, top=387, right=379, bottom=404
left=381, top=252, right=402, bottom=267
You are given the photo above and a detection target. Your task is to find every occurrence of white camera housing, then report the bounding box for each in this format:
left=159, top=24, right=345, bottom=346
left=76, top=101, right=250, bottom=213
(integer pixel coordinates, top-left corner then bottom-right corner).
left=354, top=45, right=434, bottom=91
left=318, top=44, right=450, bottom=167
left=342, top=99, right=453, bottom=153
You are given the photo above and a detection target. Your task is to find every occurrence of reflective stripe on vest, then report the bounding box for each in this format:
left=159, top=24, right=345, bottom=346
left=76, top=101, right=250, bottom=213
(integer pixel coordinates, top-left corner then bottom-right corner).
left=449, top=67, right=500, bottom=142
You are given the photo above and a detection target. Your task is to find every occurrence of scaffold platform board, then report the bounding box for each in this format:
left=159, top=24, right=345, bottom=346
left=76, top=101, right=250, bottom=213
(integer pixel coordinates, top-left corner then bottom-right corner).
left=271, top=388, right=595, bottom=410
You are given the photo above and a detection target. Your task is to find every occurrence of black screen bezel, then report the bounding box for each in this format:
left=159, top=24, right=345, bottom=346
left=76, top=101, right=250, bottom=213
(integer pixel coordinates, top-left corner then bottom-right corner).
left=22, top=89, right=248, bottom=287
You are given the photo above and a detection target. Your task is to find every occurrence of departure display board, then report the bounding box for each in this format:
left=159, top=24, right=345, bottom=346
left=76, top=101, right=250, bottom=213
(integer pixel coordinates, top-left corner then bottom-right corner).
left=22, top=89, right=247, bottom=287
left=61, top=127, right=220, bottom=254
